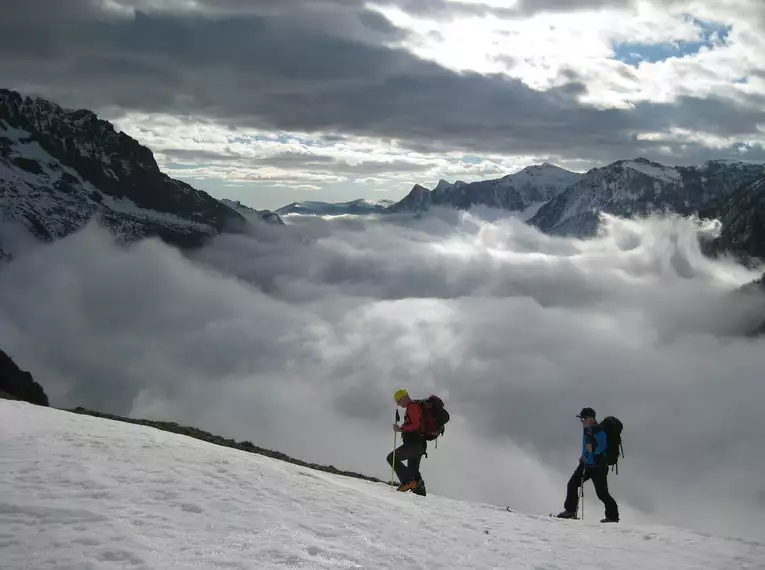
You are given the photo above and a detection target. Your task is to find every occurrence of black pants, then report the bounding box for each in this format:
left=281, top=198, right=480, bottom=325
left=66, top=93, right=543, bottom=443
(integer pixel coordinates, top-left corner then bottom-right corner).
left=564, top=463, right=619, bottom=521
left=386, top=440, right=426, bottom=484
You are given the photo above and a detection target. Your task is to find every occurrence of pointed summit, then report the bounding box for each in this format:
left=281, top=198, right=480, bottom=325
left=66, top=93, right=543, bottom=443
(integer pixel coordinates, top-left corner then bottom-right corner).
left=386, top=183, right=432, bottom=213
left=435, top=179, right=452, bottom=192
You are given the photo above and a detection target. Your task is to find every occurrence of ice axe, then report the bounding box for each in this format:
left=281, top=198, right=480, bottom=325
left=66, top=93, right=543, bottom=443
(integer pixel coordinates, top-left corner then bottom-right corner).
left=390, top=409, right=400, bottom=486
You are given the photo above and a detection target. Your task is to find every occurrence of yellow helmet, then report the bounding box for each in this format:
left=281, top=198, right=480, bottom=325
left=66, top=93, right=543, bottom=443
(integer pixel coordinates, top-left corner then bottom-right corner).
left=394, top=388, right=408, bottom=402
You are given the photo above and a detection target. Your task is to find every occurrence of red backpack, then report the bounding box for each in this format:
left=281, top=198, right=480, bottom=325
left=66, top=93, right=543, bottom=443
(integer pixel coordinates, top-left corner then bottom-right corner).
left=416, top=395, right=450, bottom=441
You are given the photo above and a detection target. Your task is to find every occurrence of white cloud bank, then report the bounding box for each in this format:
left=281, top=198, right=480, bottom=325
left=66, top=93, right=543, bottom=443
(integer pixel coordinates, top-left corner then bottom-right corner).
left=1, top=210, right=764, bottom=541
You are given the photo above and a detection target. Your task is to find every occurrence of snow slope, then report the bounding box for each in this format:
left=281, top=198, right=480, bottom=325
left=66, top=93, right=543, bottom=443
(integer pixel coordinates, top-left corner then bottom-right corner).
left=3, top=401, right=763, bottom=570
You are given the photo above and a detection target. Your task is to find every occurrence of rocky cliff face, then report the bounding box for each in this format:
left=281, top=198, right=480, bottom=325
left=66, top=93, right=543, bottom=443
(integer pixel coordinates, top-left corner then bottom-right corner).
left=0, top=348, right=48, bottom=406
left=0, top=89, right=282, bottom=253
left=712, top=176, right=765, bottom=265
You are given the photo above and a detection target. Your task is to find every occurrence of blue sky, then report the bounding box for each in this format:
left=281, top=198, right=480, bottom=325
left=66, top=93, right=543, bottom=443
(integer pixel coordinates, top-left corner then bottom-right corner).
left=613, top=19, right=732, bottom=66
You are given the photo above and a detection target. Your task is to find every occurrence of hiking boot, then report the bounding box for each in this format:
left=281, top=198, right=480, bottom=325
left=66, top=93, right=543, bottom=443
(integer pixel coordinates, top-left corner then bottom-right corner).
left=412, top=479, right=427, bottom=496
left=555, top=510, right=577, bottom=519
left=397, top=480, right=418, bottom=492
left=600, top=518, right=619, bottom=523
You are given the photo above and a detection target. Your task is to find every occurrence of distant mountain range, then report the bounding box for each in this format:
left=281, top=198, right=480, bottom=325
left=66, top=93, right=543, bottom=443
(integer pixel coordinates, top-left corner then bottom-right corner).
left=2, top=88, right=764, bottom=273
left=0, top=89, right=283, bottom=259
left=276, top=198, right=395, bottom=217
left=272, top=158, right=765, bottom=269
left=387, top=163, right=581, bottom=217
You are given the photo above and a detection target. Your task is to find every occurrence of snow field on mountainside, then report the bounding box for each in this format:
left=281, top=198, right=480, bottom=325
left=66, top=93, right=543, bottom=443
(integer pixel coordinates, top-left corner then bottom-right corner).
left=2, top=401, right=764, bottom=570
left=622, top=161, right=683, bottom=183
left=0, top=118, right=211, bottom=239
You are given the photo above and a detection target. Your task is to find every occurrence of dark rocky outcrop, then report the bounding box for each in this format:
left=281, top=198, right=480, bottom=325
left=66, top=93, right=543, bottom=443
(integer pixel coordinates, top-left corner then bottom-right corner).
left=0, top=349, right=48, bottom=406
left=700, top=175, right=765, bottom=335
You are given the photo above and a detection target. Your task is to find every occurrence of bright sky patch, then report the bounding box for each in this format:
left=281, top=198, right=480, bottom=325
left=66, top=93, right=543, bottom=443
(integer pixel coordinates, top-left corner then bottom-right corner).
left=612, top=19, right=732, bottom=66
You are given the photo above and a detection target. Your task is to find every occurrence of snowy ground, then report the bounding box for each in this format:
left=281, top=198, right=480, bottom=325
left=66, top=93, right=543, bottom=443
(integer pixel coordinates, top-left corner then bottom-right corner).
left=2, top=401, right=763, bottom=570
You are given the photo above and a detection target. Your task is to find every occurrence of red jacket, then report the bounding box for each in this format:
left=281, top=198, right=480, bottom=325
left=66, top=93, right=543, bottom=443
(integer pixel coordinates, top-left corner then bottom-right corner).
left=401, top=401, right=424, bottom=443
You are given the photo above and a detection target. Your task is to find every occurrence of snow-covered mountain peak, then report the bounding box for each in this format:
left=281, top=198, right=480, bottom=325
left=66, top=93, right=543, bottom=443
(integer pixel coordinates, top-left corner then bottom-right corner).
left=505, top=162, right=583, bottom=188
left=618, top=158, right=683, bottom=182
left=388, top=164, right=581, bottom=214
left=275, top=197, right=395, bottom=216
left=700, top=158, right=747, bottom=168
left=0, top=89, right=158, bottom=177
left=512, top=162, right=567, bottom=175
left=530, top=158, right=765, bottom=236
left=0, top=88, right=286, bottom=254
left=349, top=197, right=395, bottom=207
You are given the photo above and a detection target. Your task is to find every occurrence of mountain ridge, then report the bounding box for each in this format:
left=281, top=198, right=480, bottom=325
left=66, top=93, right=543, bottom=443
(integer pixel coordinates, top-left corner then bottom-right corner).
left=529, top=157, right=765, bottom=237
left=0, top=88, right=282, bottom=256
left=276, top=198, right=395, bottom=216
left=220, top=198, right=285, bottom=226
left=387, top=163, right=582, bottom=214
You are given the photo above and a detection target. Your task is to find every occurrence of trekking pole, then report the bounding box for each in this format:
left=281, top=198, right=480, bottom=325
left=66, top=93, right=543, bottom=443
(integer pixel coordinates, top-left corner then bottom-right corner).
left=580, top=459, right=585, bottom=520
left=390, top=409, right=400, bottom=486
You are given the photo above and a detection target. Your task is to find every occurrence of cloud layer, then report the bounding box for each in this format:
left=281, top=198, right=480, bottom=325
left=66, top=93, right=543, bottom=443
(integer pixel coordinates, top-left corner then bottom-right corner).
left=1, top=210, right=764, bottom=541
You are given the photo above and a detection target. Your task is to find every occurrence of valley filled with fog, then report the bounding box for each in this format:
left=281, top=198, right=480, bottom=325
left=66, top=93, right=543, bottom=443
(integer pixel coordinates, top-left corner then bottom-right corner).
left=1, top=208, right=764, bottom=540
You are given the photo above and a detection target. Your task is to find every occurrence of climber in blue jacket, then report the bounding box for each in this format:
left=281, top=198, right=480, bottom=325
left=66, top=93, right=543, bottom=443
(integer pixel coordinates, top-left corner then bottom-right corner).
left=581, top=418, right=607, bottom=466
left=555, top=407, right=619, bottom=523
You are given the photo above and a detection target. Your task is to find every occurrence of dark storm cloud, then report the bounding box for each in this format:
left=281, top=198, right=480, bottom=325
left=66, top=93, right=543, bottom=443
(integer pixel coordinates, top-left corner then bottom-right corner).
left=162, top=148, right=432, bottom=176
left=1, top=0, right=762, bottom=166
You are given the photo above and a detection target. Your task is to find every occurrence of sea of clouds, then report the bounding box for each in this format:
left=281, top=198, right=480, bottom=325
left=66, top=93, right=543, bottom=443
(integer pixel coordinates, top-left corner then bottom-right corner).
left=1, top=208, right=764, bottom=540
